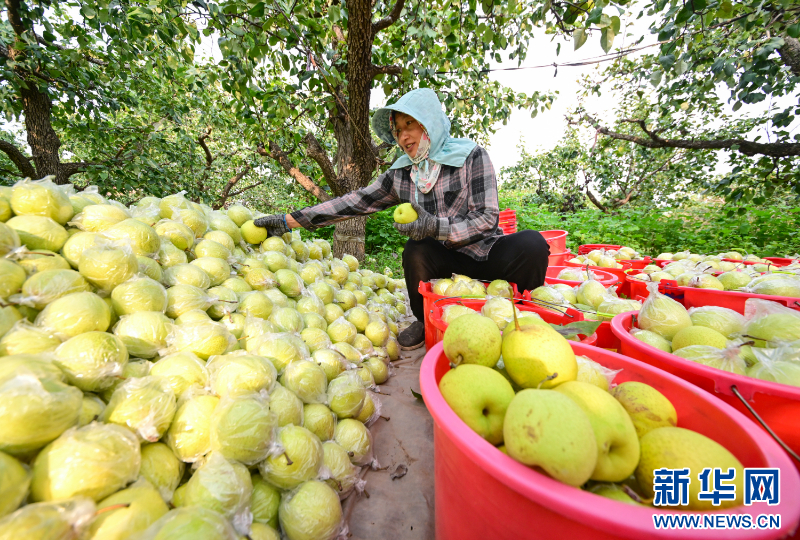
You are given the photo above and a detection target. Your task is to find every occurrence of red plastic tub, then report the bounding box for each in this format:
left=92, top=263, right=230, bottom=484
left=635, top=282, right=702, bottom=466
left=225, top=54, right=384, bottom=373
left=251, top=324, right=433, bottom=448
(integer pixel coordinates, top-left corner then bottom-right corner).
left=578, top=243, right=622, bottom=255
left=657, top=280, right=800, bottom=313
left=420, top=341, right=800, bottom=540
left=543, top=266, right=619, bottom=287
left=611, top=311, right=800, bottom=473
left=499, top=209, right=517, bottom=234
left=418, top=281, right=521, bottom=351
left=765, top=257, right=795, bottom=266
left=427, top=297, right=595, bottom=347
left=548, top=251, right=573, bottom=266
left=540, top=230, right=568, bottom=253
left=626, top=257, right=653, bottom=270
left=564, top=260, right=633, bottom=296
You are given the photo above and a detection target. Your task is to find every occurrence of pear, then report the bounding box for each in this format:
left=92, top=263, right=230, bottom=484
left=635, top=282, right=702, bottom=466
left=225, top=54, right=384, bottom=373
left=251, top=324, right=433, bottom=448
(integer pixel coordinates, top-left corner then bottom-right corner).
left=746, top=313, right=800, bottom=346
left=636, top=427, right=744, bottom=510
left=0, top=450, right=30, bottom=517
left=322, top=441, right=360, bottom=498
left=280, top=360, right=328, bottom=404
left=210, top=393, right=277, bottom=465
left=588, top=484, right=645, bottom=506
left=442, top=313, right=502, bottom=368
left=575, top=356, right=618, bottom=391
left=503, top=389, right=597, bottom=487
left=303, top=403, right=337, bottom=442
left=140, top=442, right=185, bottom=502
left=312, top=349, right=348, bottom=382
left=258, top=425, right=323, bottom=490
left=251, top=473, right=281, bottom=528
left=432, top=278, right=453, bottom=295
left=629, top=328, right=672, bottom=353
left=86, top=480, right=169, bottom=540
left=611, top=381, right=677, bottom=438
left=0, top=498, right=97, bottom=540
left=671, top=326, right=727, bottom=351
left=166, top=393, right=219, bottom=463
left=334, top=418, right=373, bottom=465
left=637, top=287, right=692, bottom=340
left=501, top=311, right=576, bottom=389
left=278, top=480, right=342, bottom=540
left=269, top=383, right=305, bottom=427
left=554, top=381, right=640, bottom=482
left=689, top=306, right=745, bottom=338
left=150, top=352, right=209, bottom=399
left=100, top=376, right=176, bottom=443
left=486, top=279, right=513, bottom=298
left=439, top=364, right=515, bottom=445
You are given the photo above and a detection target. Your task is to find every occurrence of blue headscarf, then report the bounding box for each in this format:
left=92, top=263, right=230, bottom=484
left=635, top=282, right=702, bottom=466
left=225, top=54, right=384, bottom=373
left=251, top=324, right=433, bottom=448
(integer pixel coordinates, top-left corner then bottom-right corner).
left=372, top=89, right=477, bottom=171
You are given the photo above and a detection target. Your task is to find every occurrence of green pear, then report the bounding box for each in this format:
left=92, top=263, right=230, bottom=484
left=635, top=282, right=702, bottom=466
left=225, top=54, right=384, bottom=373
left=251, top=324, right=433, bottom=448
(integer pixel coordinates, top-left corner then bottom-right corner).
left=503, top=389, right=597, bottom=487
left=393, top=203, right=418, bottom=224
left=258, top=425, right=323, bottom=490
left=280, top=360, right=328, bottom=404
left=442, top=313, right=502, bottom=368
left=0, top=450, right=30, bottom=517
left=671, top=326, right=727, bottom=351
left=241, top=220, right=268, bottom=244
left=269, top=383, right=305, bottom=427
left=554, top=381, right=640, bottom=482
left=166, top=393, right=219, bottom=463
left=689, top=306, right=744, bottom=338
left=279, top=480, right=342, bottom=540
left=629, top=328, right=672, bottom=353
left=486, top=279, right=513, bottom=298
left=611, top=381, right=677, bottom=438
left=334, top=418, right=372, bottom=465
left=636, top=427, right=743, bottom=510
left=303, top=403, right=337, bottom=442
left=587, top=483, right=645, bottom=506
left=746, top=313, right=800, bottom=346
left=439, top=364, right=515, bottom=445
left=638, top=290, right=692, bottom=340
left=251, top=473, right=281, bottom=528
left=87, top=480, right=168, bottom=540
left=0, top=498, right=97, bottom=540
left=140, top=443, right=184, bottom=502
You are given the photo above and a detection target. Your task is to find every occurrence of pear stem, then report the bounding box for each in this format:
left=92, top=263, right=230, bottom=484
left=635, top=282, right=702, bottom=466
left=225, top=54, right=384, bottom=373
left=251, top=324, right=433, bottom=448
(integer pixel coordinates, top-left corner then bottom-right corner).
left=621, top=485, right=650, bottom=505
left=283, top=451, right=293, bottom=465
left=536, top=372, right=558, bottom=389
left=512, top=300, right=521, bottom=332
left=95, top=503, right=131, bottom=516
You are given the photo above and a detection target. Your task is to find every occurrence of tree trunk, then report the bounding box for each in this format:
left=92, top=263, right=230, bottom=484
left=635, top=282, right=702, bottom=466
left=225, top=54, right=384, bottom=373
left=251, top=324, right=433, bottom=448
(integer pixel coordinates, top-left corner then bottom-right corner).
left=778, top=36, right=800, bottom=76
left=333, top=216, right=367, bottom=260
left=21, top=84, right=63, bottom=182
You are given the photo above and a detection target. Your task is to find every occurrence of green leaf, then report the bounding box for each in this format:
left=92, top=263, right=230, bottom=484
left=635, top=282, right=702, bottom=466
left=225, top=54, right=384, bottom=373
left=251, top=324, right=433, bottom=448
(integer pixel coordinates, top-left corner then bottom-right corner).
left=410, top=388, right=424, bottom=401
left=649, top=69, right=663, bottom=87
left=611, top=16, right=621, bottom=35
left=717, top=0, right=733, bottom=18
left=574, top=28, right=588, bottom=50
left=789, top=24, right=800, bottom=39
left=586, top=6, right=603, bottom=25
left=600, top=26, right=615, bottom=53
left=248, top=3, right=265, bottom=17
left=80, top=5, right=96, bottom=19
left=549, top=321, right=602, bottom=339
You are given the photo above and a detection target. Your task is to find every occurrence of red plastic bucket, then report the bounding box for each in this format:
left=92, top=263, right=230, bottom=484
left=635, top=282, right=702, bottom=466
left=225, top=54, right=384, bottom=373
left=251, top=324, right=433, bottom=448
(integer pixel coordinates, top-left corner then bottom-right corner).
left=499, top=209, right=517, bottom=234
left=539, top=230, right=568, bottom=253
left=626, top=274, right=654, bottom=303
left=419, top=281, right=521, bottom=351
left=657, top=280, right=800, bottom=313
left=427, top=297, right=596, bottom=347
left=543, top=266, right=619, bottom=287
left=627, top=257, right=653, bottom=270
left=611, top=311, right=800, bottom=473
left=420, top=341, right=800, bottom=540
left=765, top=257, right=795, bottom=266
left=564, top=260, right=633, bottom=297
left=548, top=251, right=573, bottom=266
left=578, top=243, right=622, bottom=255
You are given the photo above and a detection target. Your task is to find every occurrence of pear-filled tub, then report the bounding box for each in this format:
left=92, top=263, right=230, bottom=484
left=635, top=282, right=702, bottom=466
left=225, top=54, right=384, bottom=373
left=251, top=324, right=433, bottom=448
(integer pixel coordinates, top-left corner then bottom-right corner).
left=420, top=320, right=800, bottom=539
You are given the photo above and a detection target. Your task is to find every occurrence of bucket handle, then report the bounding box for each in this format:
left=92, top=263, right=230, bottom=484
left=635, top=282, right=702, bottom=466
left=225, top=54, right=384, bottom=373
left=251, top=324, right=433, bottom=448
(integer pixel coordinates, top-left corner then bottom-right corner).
left=730, top=385, right=800, bottom=464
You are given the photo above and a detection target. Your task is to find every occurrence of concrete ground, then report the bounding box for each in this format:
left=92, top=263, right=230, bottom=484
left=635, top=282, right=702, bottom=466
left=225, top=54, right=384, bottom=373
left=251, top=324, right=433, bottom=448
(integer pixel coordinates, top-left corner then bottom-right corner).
left=344, top=345, right=436, bottom=539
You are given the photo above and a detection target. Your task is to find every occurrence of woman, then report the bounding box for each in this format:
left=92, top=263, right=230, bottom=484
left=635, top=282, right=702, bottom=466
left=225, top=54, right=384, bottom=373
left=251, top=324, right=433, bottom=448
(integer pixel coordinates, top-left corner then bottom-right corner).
left=255, top=88, right=550, bottom=350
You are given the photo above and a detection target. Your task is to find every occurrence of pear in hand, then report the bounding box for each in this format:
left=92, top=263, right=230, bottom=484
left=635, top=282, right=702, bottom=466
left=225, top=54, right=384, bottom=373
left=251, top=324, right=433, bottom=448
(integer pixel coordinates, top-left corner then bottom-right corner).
left=393, top=203, right=418, bottom=224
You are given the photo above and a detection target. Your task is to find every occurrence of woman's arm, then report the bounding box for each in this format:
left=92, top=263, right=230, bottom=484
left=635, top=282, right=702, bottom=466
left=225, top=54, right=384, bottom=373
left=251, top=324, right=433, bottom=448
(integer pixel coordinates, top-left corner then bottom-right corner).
left=438, top=147, right=500, bottom=247
left=288, top=170, right=401, bottom=230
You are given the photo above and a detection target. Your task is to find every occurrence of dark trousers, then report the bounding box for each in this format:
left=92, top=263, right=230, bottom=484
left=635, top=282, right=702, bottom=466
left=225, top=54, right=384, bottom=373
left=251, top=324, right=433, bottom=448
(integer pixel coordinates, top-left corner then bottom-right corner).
left=402, top=230, right=551, bottom=321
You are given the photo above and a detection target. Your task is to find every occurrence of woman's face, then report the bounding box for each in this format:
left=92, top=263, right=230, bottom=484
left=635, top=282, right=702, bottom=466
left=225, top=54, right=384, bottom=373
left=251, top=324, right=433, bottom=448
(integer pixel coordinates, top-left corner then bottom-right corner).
left=393, top=112, right=424, bottom=158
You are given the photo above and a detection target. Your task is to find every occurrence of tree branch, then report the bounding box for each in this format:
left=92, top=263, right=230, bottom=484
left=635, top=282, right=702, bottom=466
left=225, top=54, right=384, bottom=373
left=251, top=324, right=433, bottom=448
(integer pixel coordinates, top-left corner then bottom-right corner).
left=5, top=0, right=27, bottom=38
left=198, top=128, right=214, bottom=166
left=581, top=114, right=800, bottom=158
left=59, top=161, right=93, bottom=179
left=372, top=0, right=406, bottom=34
left=228, top=180, right=264, bottom=197
left=304, top=132, right=336, bottom=186
left=778, top=35, right=800, bottom=76
left=370, top=64, right=403, bottom=78
left=0, top=140, right=37, bottom=178
left=213, top=164, right=253, bottom=209
left=258, top=141, right=332, bottom=202
left=585, top=187, right=608, bottom=213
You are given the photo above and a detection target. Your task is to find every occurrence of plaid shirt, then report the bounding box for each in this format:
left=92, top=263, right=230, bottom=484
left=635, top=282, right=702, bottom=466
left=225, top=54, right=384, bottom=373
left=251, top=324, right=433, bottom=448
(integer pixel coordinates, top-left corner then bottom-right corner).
left=291, top=145, right=502, bottom=261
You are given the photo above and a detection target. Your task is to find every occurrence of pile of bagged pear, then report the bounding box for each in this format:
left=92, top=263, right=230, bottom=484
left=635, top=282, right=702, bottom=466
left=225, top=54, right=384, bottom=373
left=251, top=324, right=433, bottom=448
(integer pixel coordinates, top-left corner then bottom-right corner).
left=0, top=178, right=409, bottom=540
left=439, top=310, right=747, bottom=510
left=630, top=250, right=800, bottom=298
left=628, top=285, right=800, bottom=388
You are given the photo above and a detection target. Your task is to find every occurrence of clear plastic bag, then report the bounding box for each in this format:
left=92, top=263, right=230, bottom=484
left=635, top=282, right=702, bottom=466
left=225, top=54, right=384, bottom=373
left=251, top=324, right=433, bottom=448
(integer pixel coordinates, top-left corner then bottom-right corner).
left=744, top=277, right=800, bottom=298
left=165, top=320, right=236, bottom=361
left=333, top=418, right=374, bottom=466
left=30, top=422, right=141, bottom=502
left=210, top=392, right=278, bottom=466
left=100, top=376, right=177, bottom=443
left=257, top=425, right=324, bottom=490
left=0, top=353, right=65, bottom=384
left=321, top=441, right=361, bottom=500
left=207, top=351, right=277, bottom=397
left=576, top=355, right=622, bottom=391
left=0, top=372, right=82, bottom=456
left=35, top=291, right=111, bottom=339
left=135, top=504, right=239, bottom=540
left=672, top=345, right=747, bottom=375
left=6, top=215, right=69, bottom=252
left=688, top=306, right=745, bottom=339
left=278, top=480, right=344, bottom=540
left=269, top=383, right=304, bottom=428
left=327, top=371, right=367, bottom=419
left=0, top=450, right=32, bottom=518
left=113, top=311, right=173, bottom=359
left=10, top=177, right=74, bottom=225
left=596, top=293, right=641, bottom=322
left=250, top=332, right=310, bottom=372
left=53, top=331, right=128, bottom=392
left=327, top=316, right=357, bottom=345
left=0, top=222, right=21, bottom=257
left=163, top=263, right=212, bottom=289
left=637, top=282, right=692, bottom=340
left=165, top=389, right=219, bottom=463
left=139, top=442, right=185, bottom=503
left=743, top=298, right=800, bottom=346
left=150, top=351, right=209, bottom=398
left=69, top=203, right=130, bottom=232
left=0, top=497, right=96, bottom=540
left=0, top=319, right=62, bottom=356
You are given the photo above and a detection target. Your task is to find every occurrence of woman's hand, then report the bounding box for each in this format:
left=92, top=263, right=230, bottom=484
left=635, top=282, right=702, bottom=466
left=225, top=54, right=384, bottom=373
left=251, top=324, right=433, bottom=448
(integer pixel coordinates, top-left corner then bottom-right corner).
left=253, top=214, right=291, bottom=237
left=393, top=202, right=439, bottom=241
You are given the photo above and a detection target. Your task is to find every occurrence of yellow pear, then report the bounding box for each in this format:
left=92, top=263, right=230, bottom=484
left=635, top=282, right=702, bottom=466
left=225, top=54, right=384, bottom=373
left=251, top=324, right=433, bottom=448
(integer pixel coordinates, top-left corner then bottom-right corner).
left=503, top=389, right=597, bottom=487
left=554, top=381, right=640, bottom=482
left=611, top=381, right=677, bottom=438
left=636, top=427, right=744, bottom=510
left=392, top=203, right=418, bottom=224
left=501, top=311, right=576, bottom=389
left=87, top=480, right=169, bottom=540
